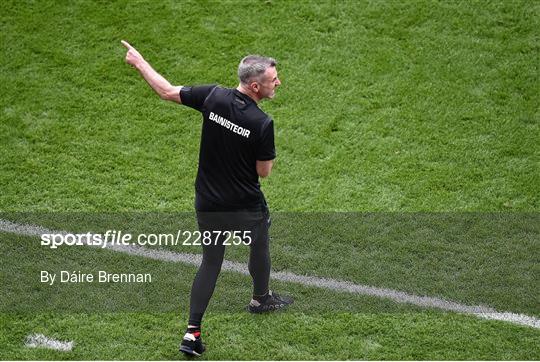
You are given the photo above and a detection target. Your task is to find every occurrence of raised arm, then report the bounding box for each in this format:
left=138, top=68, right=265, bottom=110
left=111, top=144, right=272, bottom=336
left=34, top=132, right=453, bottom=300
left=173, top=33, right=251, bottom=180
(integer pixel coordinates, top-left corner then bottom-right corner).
left=121, top=40, right=182, bottom=103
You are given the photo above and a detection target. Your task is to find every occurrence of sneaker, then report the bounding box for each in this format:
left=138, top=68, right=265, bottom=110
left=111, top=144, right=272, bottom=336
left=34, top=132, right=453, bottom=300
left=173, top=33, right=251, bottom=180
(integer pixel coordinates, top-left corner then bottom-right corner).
left=179, top=332, right=205, bottom=357
left=247, top=290, right=294, bottom=313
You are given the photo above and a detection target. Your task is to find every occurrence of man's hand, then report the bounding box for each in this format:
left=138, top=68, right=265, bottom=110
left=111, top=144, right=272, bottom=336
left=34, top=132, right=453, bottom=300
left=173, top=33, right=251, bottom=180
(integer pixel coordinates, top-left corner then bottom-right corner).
left=121, top=40, right=145, bottom=68
left=121, top=39, right=182, bottom=103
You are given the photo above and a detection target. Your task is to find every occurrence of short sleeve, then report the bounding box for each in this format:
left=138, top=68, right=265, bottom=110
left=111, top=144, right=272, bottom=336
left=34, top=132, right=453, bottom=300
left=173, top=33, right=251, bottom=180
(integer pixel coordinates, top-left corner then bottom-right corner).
left=256, top=119, right=276, bottom=161
left=180, top=84, right=217, bottom=112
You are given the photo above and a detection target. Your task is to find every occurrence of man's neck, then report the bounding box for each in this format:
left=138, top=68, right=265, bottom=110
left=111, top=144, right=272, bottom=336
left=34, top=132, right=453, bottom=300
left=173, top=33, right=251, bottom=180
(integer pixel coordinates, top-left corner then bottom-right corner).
left=236, top=84, right=261, bottom=103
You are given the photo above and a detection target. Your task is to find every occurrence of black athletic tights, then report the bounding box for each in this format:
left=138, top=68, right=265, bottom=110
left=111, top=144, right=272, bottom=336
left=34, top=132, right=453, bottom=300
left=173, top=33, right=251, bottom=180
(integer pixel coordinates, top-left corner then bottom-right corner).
left=188, top=194, right=271, bottom=326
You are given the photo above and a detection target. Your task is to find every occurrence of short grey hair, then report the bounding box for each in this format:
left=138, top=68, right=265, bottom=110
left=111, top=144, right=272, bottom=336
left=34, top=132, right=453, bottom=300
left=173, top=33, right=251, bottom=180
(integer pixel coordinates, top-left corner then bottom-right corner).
left=238, top=55, right=277, bottom=85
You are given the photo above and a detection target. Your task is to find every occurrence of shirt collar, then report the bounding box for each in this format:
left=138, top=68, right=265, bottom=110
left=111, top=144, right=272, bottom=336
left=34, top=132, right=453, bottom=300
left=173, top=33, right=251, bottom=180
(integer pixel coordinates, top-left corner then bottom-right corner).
left=233, top=88, right=257, bottom=105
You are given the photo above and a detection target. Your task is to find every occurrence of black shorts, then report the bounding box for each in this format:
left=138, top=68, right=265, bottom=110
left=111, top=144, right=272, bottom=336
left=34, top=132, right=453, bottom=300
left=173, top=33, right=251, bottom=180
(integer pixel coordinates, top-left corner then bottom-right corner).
left=195, top=192, right=271, bottom=245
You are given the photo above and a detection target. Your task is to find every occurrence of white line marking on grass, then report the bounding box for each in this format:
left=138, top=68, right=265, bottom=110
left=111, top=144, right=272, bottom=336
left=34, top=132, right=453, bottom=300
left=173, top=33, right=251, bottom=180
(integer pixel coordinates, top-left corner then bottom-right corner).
left=1, top=219, right=539, bottom=330
left=25, top=333, right=74, bottom=352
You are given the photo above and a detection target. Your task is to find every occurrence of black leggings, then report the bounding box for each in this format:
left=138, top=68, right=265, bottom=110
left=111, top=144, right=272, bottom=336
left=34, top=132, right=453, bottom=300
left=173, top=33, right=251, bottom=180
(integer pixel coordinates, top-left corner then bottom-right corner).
left=188, top=196, right=271, bottom=326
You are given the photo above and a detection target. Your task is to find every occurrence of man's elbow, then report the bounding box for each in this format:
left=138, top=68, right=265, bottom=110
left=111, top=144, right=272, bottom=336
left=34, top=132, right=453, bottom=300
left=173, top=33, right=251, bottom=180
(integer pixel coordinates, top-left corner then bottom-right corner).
left=258, top=169, right=271, bottom=178
left=160, top=86, right=182, bottom=103
left=256, top=160, right=273, bottom=178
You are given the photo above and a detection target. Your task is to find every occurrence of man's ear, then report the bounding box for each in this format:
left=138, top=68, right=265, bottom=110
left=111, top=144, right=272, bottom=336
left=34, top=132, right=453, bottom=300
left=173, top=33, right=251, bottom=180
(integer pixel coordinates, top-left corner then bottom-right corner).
left=250, top=82, right=259, bottom=93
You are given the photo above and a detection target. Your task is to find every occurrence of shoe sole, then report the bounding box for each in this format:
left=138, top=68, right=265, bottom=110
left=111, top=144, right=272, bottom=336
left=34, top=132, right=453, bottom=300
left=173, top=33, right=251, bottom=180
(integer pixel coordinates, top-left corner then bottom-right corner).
left=247, top=303, right=291, bottom=314
left=179, top=345, right=203, bottom=357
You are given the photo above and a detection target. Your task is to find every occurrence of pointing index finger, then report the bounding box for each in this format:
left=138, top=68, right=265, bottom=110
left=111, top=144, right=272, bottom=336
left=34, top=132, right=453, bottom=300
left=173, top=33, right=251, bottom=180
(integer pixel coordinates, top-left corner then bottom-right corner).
left=121, top=40, right=132, bottom=49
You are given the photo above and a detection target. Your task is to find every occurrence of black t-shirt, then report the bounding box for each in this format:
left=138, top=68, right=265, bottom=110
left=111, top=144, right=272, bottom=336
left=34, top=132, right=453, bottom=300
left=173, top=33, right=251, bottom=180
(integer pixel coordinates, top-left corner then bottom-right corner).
left=180, top=85, right=275, bottom=210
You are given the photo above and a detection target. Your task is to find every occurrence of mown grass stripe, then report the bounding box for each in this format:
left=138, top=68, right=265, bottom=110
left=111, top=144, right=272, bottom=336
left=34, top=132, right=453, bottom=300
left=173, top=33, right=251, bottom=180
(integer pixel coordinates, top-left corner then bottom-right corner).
left=1, top=219, right=538, bottom=329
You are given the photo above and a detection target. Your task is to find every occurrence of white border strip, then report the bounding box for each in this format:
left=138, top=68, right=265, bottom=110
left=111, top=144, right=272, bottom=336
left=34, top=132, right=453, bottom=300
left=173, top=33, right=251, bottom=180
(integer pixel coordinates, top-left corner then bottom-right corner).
left=1, top=219, right=539, bottom=329
left=25, top=333, right=74, bottom=352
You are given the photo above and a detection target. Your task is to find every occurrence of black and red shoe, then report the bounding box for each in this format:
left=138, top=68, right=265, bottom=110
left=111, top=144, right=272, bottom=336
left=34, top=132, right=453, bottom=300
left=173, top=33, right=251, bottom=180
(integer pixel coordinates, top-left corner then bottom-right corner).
left=179, top=331, right=205, bottom=357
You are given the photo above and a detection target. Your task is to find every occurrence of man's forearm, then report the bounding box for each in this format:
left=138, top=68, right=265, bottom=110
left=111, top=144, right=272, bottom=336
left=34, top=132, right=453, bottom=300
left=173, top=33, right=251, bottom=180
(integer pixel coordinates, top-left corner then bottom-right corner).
left=135, top=60, right=175, bottom=99
left=122, top=40, right=181, bottom=103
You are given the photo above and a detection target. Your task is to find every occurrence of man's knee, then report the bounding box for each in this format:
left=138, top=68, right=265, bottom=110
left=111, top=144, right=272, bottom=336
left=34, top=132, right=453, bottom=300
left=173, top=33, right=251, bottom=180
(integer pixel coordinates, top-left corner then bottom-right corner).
left=201, top=243, right=225, bottom=267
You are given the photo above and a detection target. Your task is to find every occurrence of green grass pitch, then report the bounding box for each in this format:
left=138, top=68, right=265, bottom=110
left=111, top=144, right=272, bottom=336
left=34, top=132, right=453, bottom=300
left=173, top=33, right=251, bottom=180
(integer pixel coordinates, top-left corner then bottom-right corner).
left=1, top=0, right=539, bottom=360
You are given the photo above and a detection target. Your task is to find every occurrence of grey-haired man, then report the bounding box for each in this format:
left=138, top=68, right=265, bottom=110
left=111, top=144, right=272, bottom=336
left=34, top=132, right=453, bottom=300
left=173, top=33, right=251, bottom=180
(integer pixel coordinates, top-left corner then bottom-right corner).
left=121, top=40, right=293, bottom=357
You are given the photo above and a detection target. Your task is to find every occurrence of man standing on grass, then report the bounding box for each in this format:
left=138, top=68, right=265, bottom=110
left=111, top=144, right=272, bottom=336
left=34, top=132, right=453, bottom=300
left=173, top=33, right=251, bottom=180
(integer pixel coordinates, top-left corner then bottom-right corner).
left=121, top=40, right=293, bottom=357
